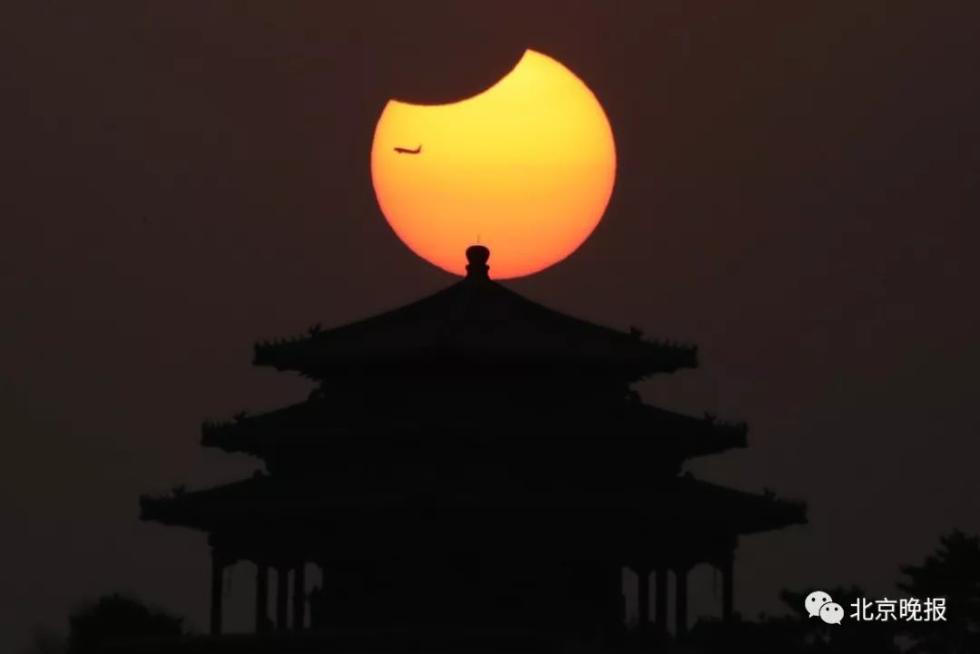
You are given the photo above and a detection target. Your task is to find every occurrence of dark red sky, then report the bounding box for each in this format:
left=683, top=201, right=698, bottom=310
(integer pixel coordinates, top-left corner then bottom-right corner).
left=2, top=1, right=979, bottom=649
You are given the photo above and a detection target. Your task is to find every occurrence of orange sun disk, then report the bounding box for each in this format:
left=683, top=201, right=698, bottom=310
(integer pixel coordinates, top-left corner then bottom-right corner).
left=370, top=49, right=617, bottom=279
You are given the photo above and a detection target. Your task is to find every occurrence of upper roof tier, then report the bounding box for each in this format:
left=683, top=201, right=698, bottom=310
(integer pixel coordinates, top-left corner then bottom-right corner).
left=201, top=398, right=747, bottom=464
left=254, top=246, right=697, bottom=381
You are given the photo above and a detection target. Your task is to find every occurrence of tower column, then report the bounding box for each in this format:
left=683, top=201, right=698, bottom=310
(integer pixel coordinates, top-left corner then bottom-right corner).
left=636, top=568, right=650, bottom=630
left=276, top=565, right=290, bottom=631
left=614, top=564, right=628, bottom=630
left=675, top=565, right=689, bottom=638
left=654, top=567, right=668, bottom=635
left=292, top=562, right=306, bottom=630
left=255, top=563, right=269, bottom=633
left=209, top=549, right=226, bottom=635
left=720, top=552, right=734, bottom=622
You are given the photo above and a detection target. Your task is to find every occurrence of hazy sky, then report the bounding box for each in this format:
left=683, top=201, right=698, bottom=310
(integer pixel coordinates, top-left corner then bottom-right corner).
left=2, top=1, right=978, bottom=650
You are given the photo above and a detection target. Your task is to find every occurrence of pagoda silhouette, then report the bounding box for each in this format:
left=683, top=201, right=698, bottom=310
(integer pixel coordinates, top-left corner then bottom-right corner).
left=141, top=245, right=806, bottom=649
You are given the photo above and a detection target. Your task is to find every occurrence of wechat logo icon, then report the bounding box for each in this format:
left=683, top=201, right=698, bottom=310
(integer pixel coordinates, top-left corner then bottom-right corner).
left=805, top=590, right=844, bottom=625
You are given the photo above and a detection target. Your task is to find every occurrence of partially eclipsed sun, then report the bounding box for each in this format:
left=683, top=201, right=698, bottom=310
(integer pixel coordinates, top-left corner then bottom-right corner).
left=370, top=49, right=616, bottom=279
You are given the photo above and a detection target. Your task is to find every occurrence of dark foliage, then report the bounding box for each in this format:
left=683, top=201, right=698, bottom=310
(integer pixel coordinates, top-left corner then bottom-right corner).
left=67, top=594, right=183, bottom=654
left=898, top=530, right=980, bottom=654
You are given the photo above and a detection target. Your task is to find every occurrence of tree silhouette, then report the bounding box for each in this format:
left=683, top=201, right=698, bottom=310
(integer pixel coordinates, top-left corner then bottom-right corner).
left=66, top=594, right=183, bottom=654
left=684, top=586, right=901, bottom=653
left=779, top=586, right=900, bottom=654
left=898, top=530, right=980, bottom=654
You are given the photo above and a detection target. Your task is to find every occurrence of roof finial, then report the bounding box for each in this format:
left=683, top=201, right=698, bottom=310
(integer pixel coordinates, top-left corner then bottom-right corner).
left=465, top=245, right=490, bottom=280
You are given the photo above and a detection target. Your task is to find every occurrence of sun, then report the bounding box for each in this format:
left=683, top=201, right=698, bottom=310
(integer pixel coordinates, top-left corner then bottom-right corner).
left=370, top=49, right=616, bottom=279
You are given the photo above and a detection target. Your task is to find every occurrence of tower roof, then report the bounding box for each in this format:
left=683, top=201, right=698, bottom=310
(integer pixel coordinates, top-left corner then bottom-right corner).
left=140, top=474, right=806, bottom=540
left=254, top=247, right=696, bottom=381
left=201, top=399, right=747, bottom=463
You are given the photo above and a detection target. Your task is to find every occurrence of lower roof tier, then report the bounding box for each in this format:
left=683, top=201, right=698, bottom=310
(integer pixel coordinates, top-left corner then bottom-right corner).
left=141, top=473, right=806, bottom=550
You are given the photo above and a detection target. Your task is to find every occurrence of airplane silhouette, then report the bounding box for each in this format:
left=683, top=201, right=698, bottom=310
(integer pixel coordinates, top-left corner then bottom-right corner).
left=394, top=145, right=422, bottom=154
